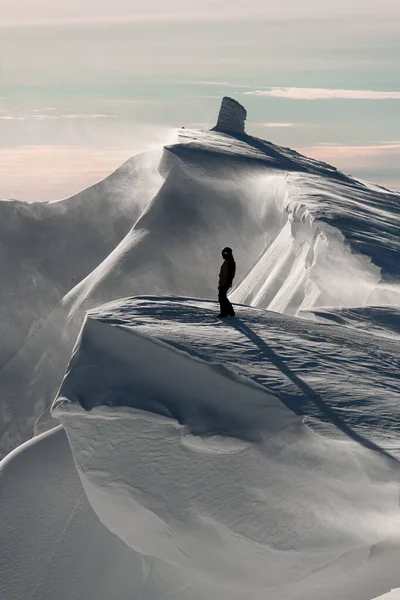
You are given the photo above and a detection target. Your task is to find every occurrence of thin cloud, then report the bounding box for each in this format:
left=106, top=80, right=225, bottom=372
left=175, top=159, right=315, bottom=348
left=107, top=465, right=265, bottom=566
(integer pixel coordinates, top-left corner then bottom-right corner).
left=3, top=0, right=400, bottom=28
left=191, top=81, right=252, bottom=89
left=258, top=122, right=295, bottom=127
left=61, top=114, right=118, bottom=119
left=100, top=99, right=166, bottom=106
left=0, top=14, right=201, bottom=28
left=195, top=95, right=225, bottom=99
left=31, top=115, right=60, bottom=120
left=244, top=88, right=400, bottom=100
left=300, top=142, right=400, bottom=154
left=1, top=112, right=118, bottom=121
left=0, top=12, right=258, bottom=28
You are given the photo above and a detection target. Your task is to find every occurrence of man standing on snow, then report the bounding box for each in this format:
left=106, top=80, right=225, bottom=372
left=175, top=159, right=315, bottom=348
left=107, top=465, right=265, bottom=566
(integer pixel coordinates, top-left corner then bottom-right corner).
left=218, top=247, right=236, bottom=318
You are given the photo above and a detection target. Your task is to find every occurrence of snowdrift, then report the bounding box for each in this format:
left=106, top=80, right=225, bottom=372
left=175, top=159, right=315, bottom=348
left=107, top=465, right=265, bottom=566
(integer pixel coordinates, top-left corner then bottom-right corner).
left=301, top=305, right=400, bottom=341
left=0, top=425, right=172, bottom=600
left=53, top=297, right=400, bottom=600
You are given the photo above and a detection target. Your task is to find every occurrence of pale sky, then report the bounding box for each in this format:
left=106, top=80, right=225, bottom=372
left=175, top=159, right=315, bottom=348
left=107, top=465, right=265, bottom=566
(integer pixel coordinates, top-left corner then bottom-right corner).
left=1, top=0, right=399, bottom=200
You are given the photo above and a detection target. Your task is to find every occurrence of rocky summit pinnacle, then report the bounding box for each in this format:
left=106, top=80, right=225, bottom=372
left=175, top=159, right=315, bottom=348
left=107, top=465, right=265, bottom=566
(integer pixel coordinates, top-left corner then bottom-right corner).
left=212, top=96, right=247, bottom=134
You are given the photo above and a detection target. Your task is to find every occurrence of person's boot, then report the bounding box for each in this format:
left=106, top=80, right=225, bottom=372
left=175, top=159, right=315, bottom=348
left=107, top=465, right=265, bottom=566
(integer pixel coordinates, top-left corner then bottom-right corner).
left=217, top=313, right=228, bottom=318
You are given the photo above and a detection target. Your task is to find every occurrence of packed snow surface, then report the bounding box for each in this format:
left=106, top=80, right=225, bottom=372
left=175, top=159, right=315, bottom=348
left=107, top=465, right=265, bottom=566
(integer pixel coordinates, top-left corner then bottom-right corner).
left=301, top=306, right=400, bottom=341
left=53, top=297, right=400, bottom=600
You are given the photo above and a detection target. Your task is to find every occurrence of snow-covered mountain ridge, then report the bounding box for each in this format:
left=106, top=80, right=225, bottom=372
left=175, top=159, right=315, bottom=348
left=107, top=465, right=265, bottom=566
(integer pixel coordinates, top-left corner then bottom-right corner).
left=1, top=98, right=399, bottom=458
left=1, top=97, right=400, bottom=600
left=164, top=127, right=400, bottom=312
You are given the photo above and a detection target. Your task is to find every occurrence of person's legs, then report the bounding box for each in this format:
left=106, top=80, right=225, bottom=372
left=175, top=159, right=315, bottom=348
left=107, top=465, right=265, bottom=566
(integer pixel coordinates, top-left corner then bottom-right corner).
left=226, top=295, right=235, bottom=317
left=218, top=286, right=235, bottom=317
left=218, top=286, right=229, bottom=317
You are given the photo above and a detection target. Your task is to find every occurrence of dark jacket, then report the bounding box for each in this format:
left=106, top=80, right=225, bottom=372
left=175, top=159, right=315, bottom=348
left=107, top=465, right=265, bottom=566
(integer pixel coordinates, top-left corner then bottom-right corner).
left=219, top=257, right=236, bottom=288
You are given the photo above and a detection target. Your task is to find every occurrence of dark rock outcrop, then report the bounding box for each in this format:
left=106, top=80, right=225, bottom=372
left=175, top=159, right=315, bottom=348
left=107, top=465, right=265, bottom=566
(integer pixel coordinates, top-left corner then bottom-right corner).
left=212, top=96, right=247, bottom=134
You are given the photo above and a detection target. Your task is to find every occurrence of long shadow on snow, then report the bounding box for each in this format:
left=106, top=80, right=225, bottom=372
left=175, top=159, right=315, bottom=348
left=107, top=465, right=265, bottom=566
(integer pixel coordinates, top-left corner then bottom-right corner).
left=228, top=319, right=400, bottom=468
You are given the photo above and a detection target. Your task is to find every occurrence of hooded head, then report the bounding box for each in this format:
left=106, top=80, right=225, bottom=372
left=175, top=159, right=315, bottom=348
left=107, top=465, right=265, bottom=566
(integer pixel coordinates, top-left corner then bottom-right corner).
left=222, top=247, right=233, bottom=259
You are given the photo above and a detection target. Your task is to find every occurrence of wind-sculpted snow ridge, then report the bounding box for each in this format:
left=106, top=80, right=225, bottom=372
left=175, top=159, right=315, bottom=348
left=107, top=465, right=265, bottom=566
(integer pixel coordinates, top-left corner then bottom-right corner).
left=1, top=100, right=400, bottom=458
left=53, top=297, right=400, bottom=600
left=167, top=128, right=400, bottom=313
left=0, top=150, right=163, bottom=369
left=61, top=126, right=400, bottom=322
left=301, top=306, right=400, bottom=341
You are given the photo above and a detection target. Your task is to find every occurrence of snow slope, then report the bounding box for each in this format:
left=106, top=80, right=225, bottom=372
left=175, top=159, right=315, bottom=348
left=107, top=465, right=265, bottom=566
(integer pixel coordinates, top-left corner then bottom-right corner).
left=0, top=150, right=162, bottom=369
left=301, top=306, right=400, bottom=341
left=53, top=296, right=400, bottom=600
left=1, top=119, right=399, bottom=458
left=0, top=426, right=147, bottom=600
left=64, top=128, right=400, bottom=319
left=1, top=423, right=232, bottom=600
left=0, top=152, right=162, bottom=455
